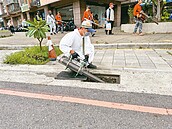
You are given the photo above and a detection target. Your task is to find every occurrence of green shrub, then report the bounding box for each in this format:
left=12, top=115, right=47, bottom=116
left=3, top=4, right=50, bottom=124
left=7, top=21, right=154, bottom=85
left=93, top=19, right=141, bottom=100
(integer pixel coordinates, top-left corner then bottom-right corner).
left=128, top=6, right=134, bottom=24
left=161, top=9, right=170, bottom=22
left=4, top=46, right=62, bottom=65
left=26, top=18, right=50, bottom=51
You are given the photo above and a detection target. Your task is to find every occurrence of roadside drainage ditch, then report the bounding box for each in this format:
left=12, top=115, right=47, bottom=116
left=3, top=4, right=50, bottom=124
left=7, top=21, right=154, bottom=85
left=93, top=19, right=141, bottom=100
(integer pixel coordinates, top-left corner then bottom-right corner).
left=55, top=71, right=120, bottom=84
left=85, top=73, right=120, bottom=84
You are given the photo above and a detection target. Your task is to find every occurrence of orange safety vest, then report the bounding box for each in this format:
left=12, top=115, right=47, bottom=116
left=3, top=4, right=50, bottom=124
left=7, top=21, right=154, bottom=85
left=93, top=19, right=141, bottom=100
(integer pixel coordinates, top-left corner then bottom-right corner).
left=82, top=10, right=93, bottom=21
left=55, top=14, right=62, bottom=25
left=133, top=4, right=142, bottom=17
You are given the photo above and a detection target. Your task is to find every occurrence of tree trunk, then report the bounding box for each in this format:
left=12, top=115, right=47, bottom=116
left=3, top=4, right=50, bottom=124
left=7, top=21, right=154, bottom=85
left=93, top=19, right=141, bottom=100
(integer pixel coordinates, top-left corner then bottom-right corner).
left=156, top=0, right=161, bottom=21
left=152, top=3, right=156, bottom=18
left=37, top=38, right=43, bottom=51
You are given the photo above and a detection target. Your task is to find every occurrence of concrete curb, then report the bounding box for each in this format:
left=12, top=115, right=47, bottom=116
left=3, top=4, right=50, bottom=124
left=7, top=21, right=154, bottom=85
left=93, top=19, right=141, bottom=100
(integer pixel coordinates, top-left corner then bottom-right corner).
left=94, top=43, right=172, bottom=49
left=0, top=45, right=35, bottom=50
left=1, top=43, right=172, bottom=50
left=0, top=31, right=11, bottom=37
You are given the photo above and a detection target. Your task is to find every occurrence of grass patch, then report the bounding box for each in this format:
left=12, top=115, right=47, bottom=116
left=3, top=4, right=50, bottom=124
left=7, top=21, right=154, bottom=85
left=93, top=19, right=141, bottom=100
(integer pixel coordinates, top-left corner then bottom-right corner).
left=3, top=46, right=62, bottom=65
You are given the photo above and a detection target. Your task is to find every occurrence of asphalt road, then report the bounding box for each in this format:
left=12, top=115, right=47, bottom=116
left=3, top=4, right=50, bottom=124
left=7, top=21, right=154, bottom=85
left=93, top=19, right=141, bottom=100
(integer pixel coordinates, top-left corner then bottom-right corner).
left=0, top=81, right=172, bottom=129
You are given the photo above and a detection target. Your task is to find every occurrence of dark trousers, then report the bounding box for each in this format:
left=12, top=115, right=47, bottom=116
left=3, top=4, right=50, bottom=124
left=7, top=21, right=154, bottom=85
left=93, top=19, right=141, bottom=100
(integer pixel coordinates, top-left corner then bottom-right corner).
left=9, top=26, right=15, bottom=34
left=105, top=21, right=114, bottom=35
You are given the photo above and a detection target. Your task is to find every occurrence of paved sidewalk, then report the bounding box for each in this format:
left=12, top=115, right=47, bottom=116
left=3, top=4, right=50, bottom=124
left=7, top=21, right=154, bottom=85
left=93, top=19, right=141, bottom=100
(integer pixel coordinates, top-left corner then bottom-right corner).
left=1, top=29, right=172, bottom=71
left=1, top=28, right=172, bottom=49
left=94, top=49, right=172, bottom=71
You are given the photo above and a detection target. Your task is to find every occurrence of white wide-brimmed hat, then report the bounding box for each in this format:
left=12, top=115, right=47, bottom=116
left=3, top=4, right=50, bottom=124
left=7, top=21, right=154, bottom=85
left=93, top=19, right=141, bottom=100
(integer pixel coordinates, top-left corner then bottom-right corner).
left=81, top=20, right=96, bottom=32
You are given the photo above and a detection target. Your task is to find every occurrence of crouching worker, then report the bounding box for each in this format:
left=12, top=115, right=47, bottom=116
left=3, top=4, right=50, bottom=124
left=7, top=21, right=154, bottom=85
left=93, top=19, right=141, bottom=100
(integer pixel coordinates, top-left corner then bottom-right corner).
left=59, top=20, right=97, bottom=69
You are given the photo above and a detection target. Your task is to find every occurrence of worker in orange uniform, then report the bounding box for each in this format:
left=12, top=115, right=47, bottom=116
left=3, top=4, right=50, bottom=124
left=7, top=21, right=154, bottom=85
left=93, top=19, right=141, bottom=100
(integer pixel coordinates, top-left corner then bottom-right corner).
left=82, top=6, right=93, bottom=21
left=55, top=11, right=63, bottom=33
left=82, top=6, right=95, bottom=37
left=133, top=0, right=144, bottom=36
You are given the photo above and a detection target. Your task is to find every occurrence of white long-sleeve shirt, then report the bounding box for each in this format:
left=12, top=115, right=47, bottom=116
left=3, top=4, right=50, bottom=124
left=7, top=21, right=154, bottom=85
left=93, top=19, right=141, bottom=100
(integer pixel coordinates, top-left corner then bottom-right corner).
left=59, top=29, right=94, bottom=61
left=46, top=14, right=55, bottom=25
left=106, top=7, right=114, bottom=21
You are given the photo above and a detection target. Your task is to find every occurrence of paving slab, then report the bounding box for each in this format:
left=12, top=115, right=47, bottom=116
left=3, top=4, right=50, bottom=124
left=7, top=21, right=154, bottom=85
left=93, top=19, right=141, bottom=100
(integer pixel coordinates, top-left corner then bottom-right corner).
left=94, top=49, right=172, bottom=71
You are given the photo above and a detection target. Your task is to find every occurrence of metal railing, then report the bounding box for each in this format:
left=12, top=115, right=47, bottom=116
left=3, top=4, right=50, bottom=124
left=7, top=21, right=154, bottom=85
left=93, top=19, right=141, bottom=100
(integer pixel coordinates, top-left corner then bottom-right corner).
left=8, top=3, right=20, bottom=13
left=30, top=0, right=40, bottom=7
left=3, top=0, right=19, bottom=6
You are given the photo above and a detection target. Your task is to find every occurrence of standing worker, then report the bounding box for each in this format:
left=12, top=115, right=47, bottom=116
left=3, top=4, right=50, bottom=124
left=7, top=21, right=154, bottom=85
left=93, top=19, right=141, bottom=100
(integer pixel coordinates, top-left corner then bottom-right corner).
left=82, top=6, right=93, bottom=21
left=55, top=12, right=63, bottom=33
left=82, top=6, right=95, bottom=37
left=7, top=20, right=15, bottom=34
left=105, top=3, right=114, bottom=35
left=46, top=10, right=56, bottom=35
left=35, top=11, right=42, bottom=21
left=133, top=0, right=144, bottom=36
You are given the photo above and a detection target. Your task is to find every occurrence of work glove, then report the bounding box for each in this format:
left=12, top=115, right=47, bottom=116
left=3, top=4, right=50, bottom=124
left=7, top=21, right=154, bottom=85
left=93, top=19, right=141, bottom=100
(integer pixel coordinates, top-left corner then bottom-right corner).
left=71, top=52, right=79, bottom=59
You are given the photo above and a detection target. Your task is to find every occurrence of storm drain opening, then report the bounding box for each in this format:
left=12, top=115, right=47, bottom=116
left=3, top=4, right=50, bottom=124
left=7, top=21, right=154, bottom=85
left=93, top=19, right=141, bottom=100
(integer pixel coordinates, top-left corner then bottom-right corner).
left=55, top=71, right=87, bottom=81
left=85, top=73, right=120, bottom=84
left=55, top=71, right=120, bottom=84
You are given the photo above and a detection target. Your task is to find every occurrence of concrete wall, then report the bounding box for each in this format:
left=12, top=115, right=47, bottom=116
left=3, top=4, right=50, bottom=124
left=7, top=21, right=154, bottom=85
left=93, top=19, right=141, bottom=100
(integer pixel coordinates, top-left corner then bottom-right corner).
left=121, top=22, right=172, bottom=33
left=73, top=0, right=85, bottom=27
left=0, top=3, right=4, bottom=15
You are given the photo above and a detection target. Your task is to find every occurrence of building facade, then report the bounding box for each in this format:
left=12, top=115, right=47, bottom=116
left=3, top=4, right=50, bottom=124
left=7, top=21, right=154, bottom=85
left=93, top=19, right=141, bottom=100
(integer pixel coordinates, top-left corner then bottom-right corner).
left=0, top=0, right=129, bottom=28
